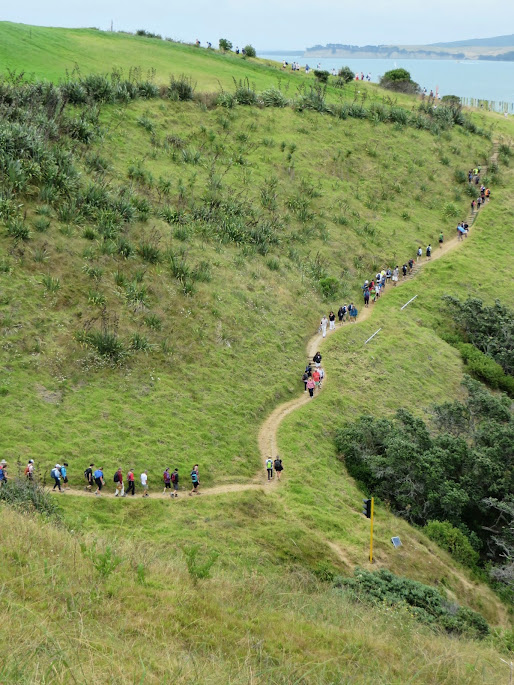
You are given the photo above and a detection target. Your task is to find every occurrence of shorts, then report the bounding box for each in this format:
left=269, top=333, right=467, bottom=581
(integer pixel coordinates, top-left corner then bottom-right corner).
left=164, top=482, right=171, bottom=488
left=95, top=477, right=103, bottom=490
left=63, top=477, right=68, bottom=483
left=173, top=482, right=179, bottom=491
left=192, top=482, right=198, bottom=490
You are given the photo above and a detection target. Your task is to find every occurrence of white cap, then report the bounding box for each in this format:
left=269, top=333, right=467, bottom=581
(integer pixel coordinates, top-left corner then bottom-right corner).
left=55, top=464, right=61, bottom=468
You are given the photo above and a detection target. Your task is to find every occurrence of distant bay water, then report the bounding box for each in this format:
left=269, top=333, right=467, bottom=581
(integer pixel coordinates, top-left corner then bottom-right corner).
left=260, top=54, right=514, bottom=111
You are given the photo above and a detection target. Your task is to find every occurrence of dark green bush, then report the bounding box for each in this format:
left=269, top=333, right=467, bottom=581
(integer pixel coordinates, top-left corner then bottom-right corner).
left=341, top=568, right=489, bottom=638
left=243, top=45, right=256, bottom=58
left=313, top=70, right=329, bottom=84
left=424, top=520, right=480, bottom=568
left=319, top=276, right=340, bottom=299
left=168, top=75, right=196, bottom=101
left=380, top=69, right=419, bottom=94
left=0, top=476, right=60, bottom=519
left=338, top=66, right=355, bottom=83
left=219, top=38, right=232, bottom=52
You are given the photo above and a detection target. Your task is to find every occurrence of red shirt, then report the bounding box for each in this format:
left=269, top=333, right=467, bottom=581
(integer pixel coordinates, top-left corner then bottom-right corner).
left=128, top=472, right=134, bottom=481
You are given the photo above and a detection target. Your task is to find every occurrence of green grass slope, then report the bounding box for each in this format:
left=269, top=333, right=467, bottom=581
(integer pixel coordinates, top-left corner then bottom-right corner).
left=0, top=26, right=513, bottom=683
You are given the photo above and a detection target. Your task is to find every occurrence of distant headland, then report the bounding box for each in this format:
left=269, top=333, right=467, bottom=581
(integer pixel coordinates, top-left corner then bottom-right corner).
left=266, top=34, right=514, bottom=61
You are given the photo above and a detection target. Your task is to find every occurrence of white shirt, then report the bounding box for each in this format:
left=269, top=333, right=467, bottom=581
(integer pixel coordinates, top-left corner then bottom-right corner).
left=140, top=473, right=148, bottom=486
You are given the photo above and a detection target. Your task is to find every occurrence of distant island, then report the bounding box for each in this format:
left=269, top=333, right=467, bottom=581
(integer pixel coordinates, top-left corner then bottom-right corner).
left=303, top=34, right=514, bottom=60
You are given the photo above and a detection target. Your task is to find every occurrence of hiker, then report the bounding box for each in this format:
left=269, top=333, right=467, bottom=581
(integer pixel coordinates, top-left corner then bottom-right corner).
left=266, top=457, right=273, bottom=480
left=189, top=467, right=200, bottom=495
left=305, top=362, right=312, bottom=377
left=408, top=258, right=414, bottom=272
left=60, top=463, right=69, bottom=490
left=402, top=264, right=408, bottom=278
left=171, top=468, right=179, bottom=497
left=163, top=467, right=172, bottom=494
left=84, top=463, right=94, bottom=491
left=306, top=376, right=316, bottom=398
left=126, top=469, right=135, bottom=496
left=392, top=266, right=399, bottom=286
left=329, top=311, right=336, bottom=331
left=52, top=464, right=62, bottom=492
left=318, top=366, right=325, bottom=388
left=439, top=232, right=444, bottom=248
left=320, top=315, right=328, bottom=338
left=0, top=460, right=7, bottom=486
left=141, top=470, right=149, bottom=497
left=349, top=305, right=358, bottom=323
left=94, top=467, right=104, bottom=496
left=274, top=456, right=283, bottom=481
left=114, top=468, right=124, bottom=497
left=313, top=351, right=322, bottom=368
left=24, top=459, right=35, bottom=481
left=363, top=287, right=370, bottom=308
left=417, top=247, right=422, bottom=262
left=302, top=370, right=309, bottom=391
left=471, top=199, right=475, bottom=214
left=485, top=187, right=490, bottom=200
left=338, top=305, right=346, bottom=323
left=426, top=245, right=432, bottom=260
left=312, top=367, right=321, bottom=390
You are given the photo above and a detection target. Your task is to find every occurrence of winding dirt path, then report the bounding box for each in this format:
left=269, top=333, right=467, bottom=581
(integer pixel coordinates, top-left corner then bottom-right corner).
left=53, top=152, right=495, bottom=503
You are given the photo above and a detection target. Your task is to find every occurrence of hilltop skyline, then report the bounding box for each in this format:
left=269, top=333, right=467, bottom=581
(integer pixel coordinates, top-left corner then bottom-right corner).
left=3, top=0, right=514, bottom=50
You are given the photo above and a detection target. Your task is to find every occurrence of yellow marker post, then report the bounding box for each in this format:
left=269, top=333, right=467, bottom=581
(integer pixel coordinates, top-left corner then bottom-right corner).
left=369, top=497, right=374, bottom=564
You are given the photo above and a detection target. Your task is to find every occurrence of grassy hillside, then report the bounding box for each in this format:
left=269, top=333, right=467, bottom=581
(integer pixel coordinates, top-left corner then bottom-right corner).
left=0, top=24, right=513, bottom=683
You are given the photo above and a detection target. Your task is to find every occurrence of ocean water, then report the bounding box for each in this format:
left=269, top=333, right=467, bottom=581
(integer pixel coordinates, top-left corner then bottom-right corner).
left=260, top=54, right=514, bottom=111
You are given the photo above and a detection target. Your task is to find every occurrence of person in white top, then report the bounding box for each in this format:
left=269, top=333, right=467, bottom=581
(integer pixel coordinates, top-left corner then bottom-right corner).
left=320, top=316, right=328, bottom=338
left=140, top=471, right=148, bottom=497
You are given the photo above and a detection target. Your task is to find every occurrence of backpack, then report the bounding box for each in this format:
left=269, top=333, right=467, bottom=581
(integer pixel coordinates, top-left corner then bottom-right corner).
left=191, top=471, right=198, bottom=483
left=51, top=468, right=58, bottom=479
left=114, top=472, right=119, bottom=483
left=266, top=459, right=272, bottom=469
left=24, top=466, right=30, bottom=476
left=171, top=471, right=177, bottom=483
left=163, top=470, right=170, bottom=483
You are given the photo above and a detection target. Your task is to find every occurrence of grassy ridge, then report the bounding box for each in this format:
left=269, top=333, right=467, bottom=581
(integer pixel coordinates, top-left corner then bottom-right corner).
left=0, top=24, right=513, bottom=682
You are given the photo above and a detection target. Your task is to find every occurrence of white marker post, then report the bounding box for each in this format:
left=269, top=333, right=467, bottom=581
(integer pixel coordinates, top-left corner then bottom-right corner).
left=400, top=295, right=418, bottom=311
left=364, top=328, right=382, bottom=345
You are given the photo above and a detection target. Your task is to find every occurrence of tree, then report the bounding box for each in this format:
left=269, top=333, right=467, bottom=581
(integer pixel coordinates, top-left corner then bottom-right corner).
left=338, top=66, right=355, bottom=83
left=244, top=45, right=256, bottom=58
left=379, top=68, right=419, bottom=94
left=219, top=38, right=233, bottom=52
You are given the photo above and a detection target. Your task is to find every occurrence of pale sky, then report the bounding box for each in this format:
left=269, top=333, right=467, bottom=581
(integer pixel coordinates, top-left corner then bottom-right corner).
left=3, top=0, right=514, bottom=50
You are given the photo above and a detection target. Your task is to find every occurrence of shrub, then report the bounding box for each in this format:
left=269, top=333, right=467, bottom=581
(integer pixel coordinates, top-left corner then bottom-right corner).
left=219, top=38, right=233, bottom=52
left=313, top=70, right=329, bottom=84
left=182, top=544, right=219, bottom=584
left=233, top=78, right=257, bottom=105
left=456, top=342, right=513, bottom=395
left=0, top=476, right=60, bottom=518
left=341, top=568, right=489, bottom=638
left=6, top=218, right=30, bottom=241
left=76, top=328, right=125, bottom=362
left=80, top=542, right=123, bottom=578
left=454, top=169, right=467, bottom=184
left=217, top=92, right=236, bottom=108
left=243, top=45, right=256, bottom=58
left=380, top=69, right=419, bottom=94
left=443, top=202, right=459, bottom=218
left=130, top=332, right=150, bottom=351
left=168, top=75, right=196, bottom=101
left=137, top=242, right=161, bottom=264
left=41, top=275, right=60, bottom=293
left=338, top=66, right=355, bottom=83
left=260, top=87, right=288, bottom=108
left=424, top=520, right=480, bottom=568
left=319, top=276, right=340, bottom=299
left=87, top=290, right=107, bottom=307
left=34, top=217, right=50, bottom=233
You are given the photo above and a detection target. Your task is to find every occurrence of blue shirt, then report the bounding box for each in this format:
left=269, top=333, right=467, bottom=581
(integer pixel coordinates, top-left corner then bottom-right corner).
left=94, top=469, right=103, bottom=479
left=60, top=466, right=67, bottom=478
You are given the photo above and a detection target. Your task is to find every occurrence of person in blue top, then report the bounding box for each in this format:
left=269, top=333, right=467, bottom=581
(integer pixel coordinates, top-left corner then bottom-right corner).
left=189, top=465, right=200, bottom=496
left=0, top=460, right=7, bottom=486
left=60, top=462, right=69, bottom=490
left=94, top=467, right=104, bottom=496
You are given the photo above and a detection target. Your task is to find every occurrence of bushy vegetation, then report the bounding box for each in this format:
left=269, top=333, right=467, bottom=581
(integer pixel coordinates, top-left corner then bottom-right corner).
left=335, top=378, right=513, bottom=588
left=340, top=568, right=490, bottom=638
left=380, top=68, right=420, bottom=94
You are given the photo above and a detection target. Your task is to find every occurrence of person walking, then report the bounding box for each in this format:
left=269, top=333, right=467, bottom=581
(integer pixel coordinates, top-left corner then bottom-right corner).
left=189, top=467, right=200, bottom=495
left=320, top=315, right=328, bottom=338
left=266, top=457, right=273, bottom=480
left=163, top=467, right=172, bottom=495
left=337, top=305, right=345, bottom=324
left=126, top=469, right=135, bottom=496
left=60, top=462, right=69, bottom=491
left=171, top=468, right=179, bottom=497
left=329, top=311, right=336, bottom=330
left=306, top=376, right=316, bottom=398
left=24, top=459, right=35, bottom=481
left=114, top=468, right=124, bottom=497
left=94, top=467, right=104, bottom=496
left=349, top=305, right=358, bottom=322
left=0, top=460, right=7, bottom=486
left=313, top=351, right=322, bottom=368
left=84, top=463, right=94, bottom=491
left=141, top=470, right=149, bottom=497
left=51, top=464, right=62, bottom=492
left=439, top=231, right=444, bottom=248
left=302, top=370, right=309, bottom=392
left=426, top=244, right=432, bottom=260
left=363, top=288, right=369, bottom=308
left=417, top=246, right=422, bottom=262
left=402, top=264, right=407, bottom=279
left=274, top=456, right=283, bottom=481
left=392, top=266, right=399, bottom=286
left=312, top=367, right=321, bottom=390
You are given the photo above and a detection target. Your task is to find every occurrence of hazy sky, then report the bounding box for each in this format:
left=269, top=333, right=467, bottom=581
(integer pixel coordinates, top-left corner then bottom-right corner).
left=3, top=0, right=514, bottom=50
